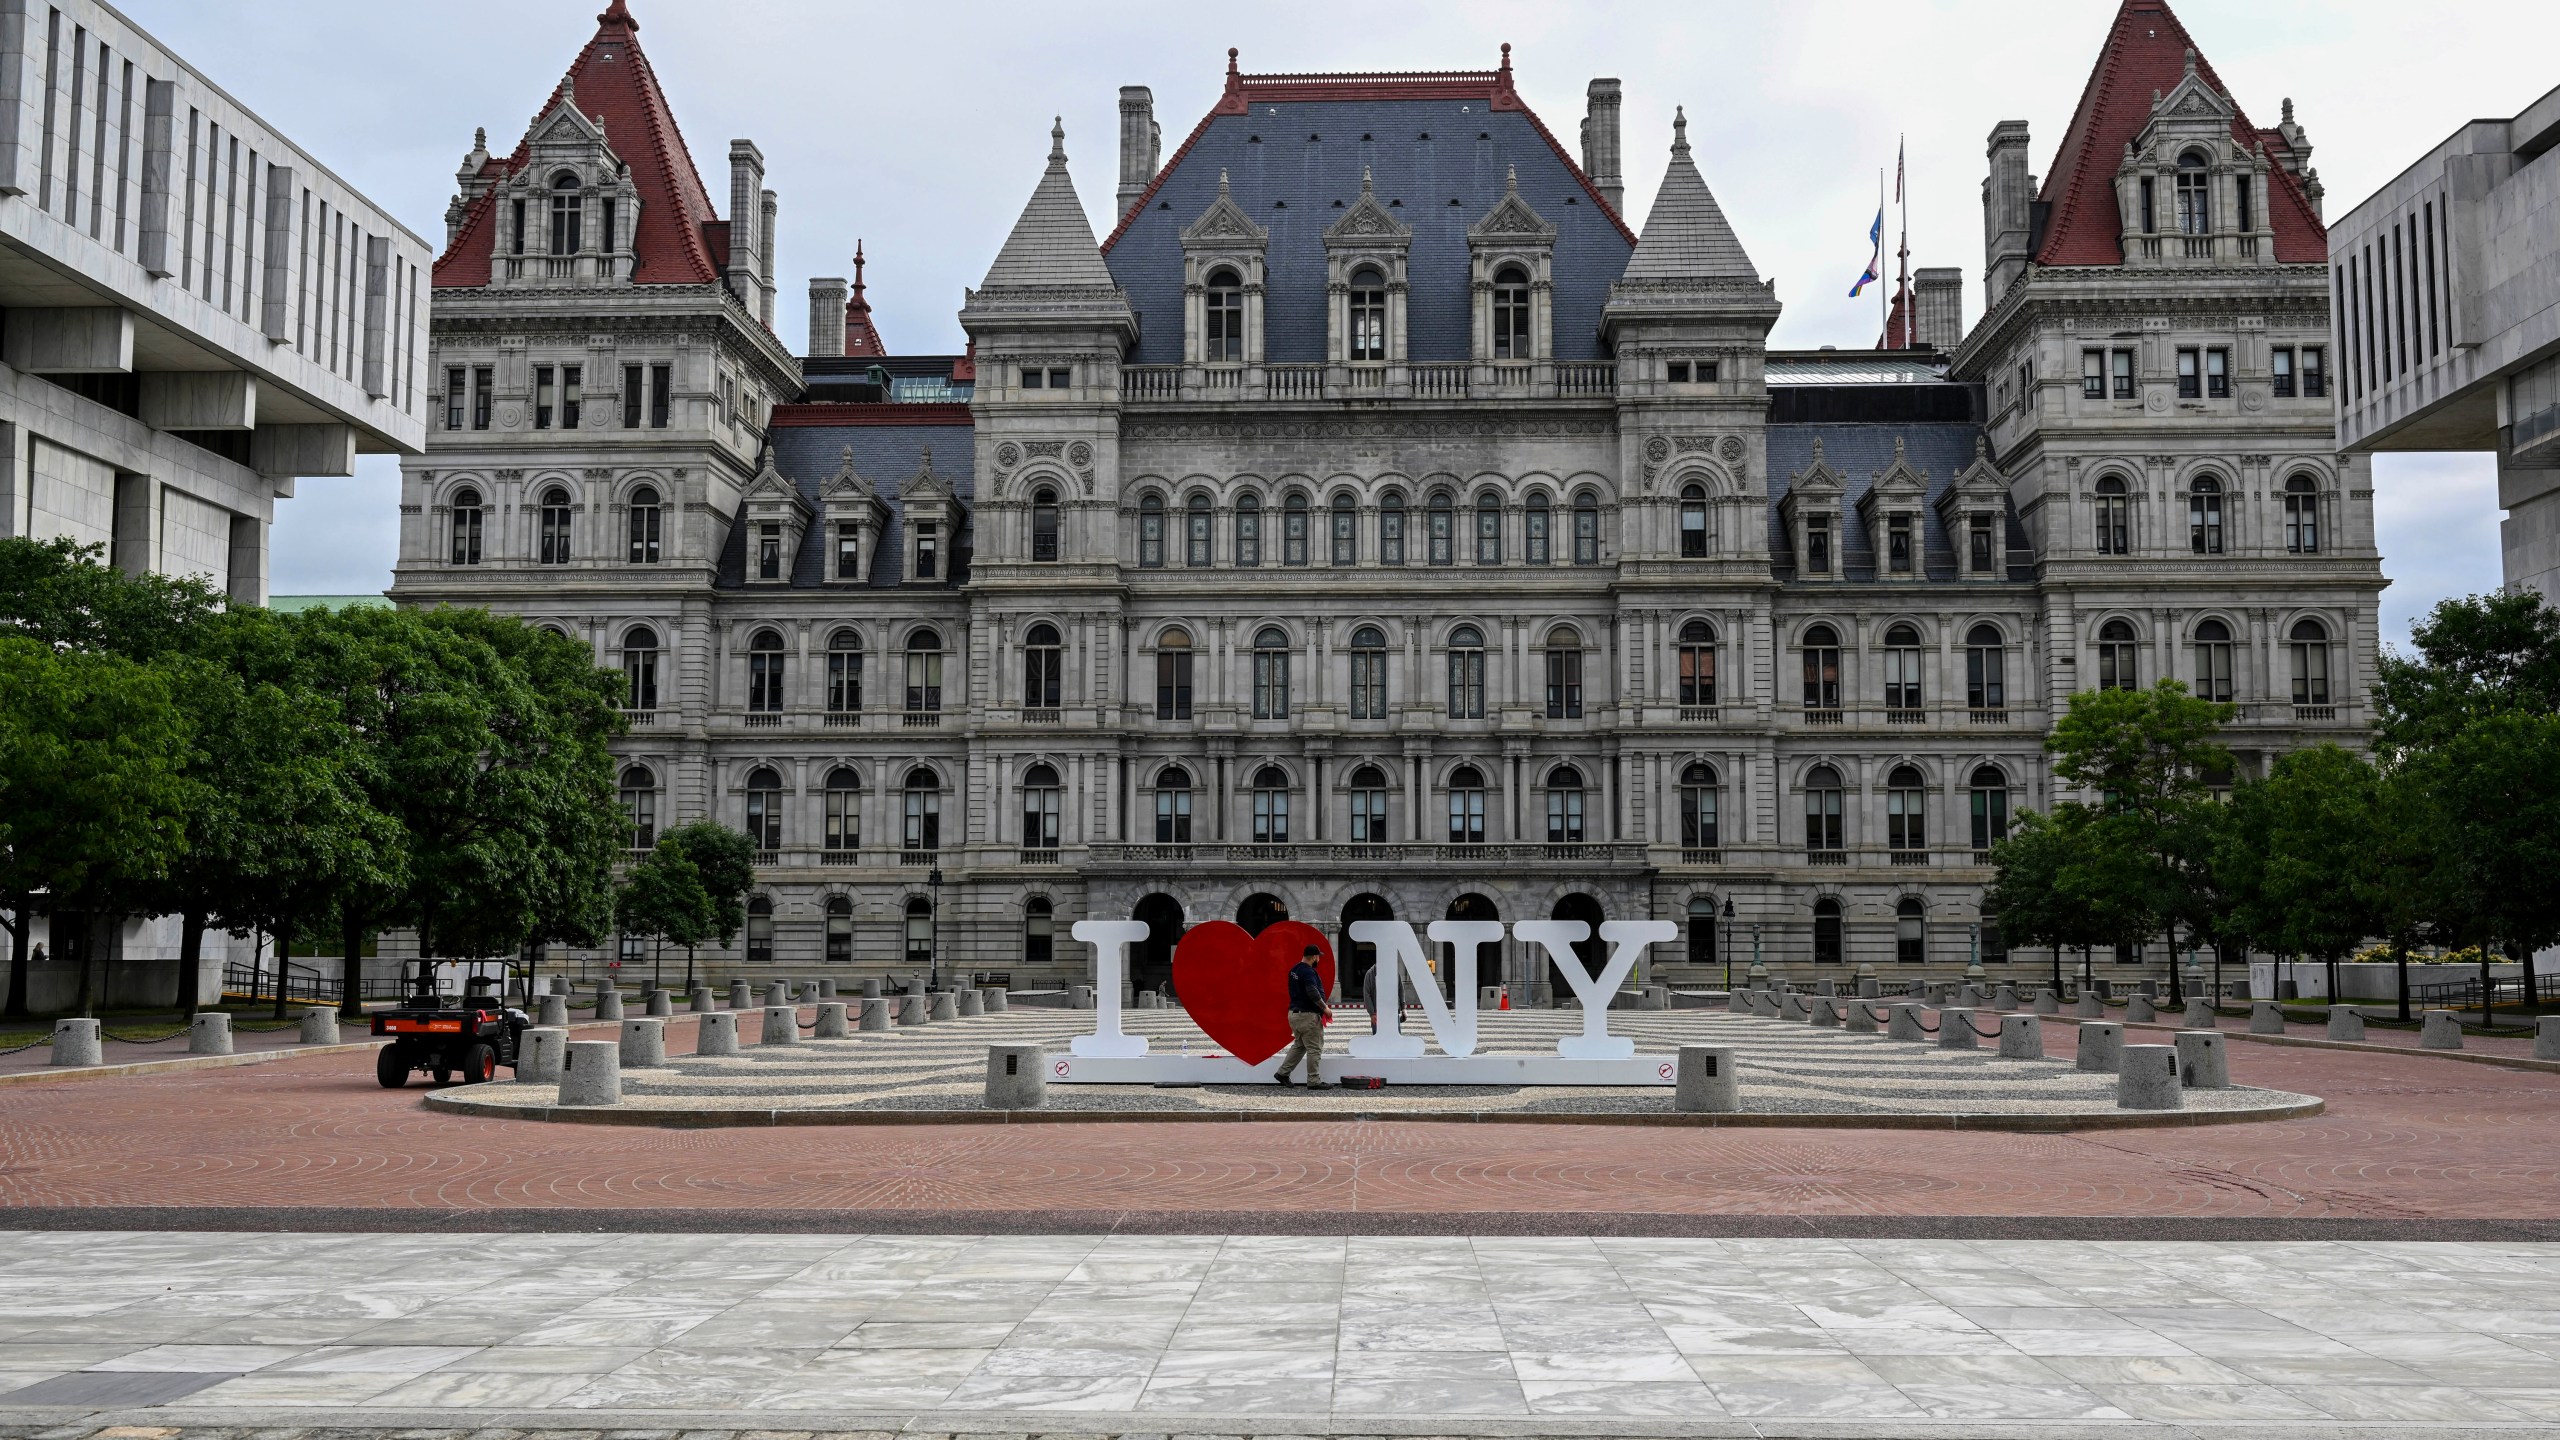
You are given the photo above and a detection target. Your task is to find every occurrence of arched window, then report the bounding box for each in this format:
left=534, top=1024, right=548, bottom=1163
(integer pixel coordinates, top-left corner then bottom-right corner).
left=1965, top=624, right=2005, bottom=711
left=549, top=172, right=583, bottom=255
left=2098, top=620, right=2138, bottom=691
left=2174, top=151, right=2210, bottom=235
left=1474, top=489, right=1503, bottom=565
left=904, top=628, right=943, bottom=713
left=1349, top=763, right=1389, bottom=843
left=1679, top=483, right=1708, bottom=557
left=1813, top=897, right=1843, bottom=965
left=744, top=766, right=782, bottom=848
left=826, top=629, right=862, bottom=714
left=538, top=486, right=572, bottom=565
left=449, top=486, right=483, bottom=565
left=1491, top=263, right=1531, bottom=358
left=903, top=896, right=933, bottom=968
left=747, top=895, right=775, bottom=964
left=2189, top=476, right=2224, bottom=555
left=1329, top=491, right=1358, bottom=565
left=1348, top=265, right=1387, bottom=361
left=1687, top=894, right=1718, bottom=966
left=1544, top=625, right=1583, bottom=720
left=1155, top=627, right=1193, bottom=721
left=1447, top=764, right=1487, bottom=845
left=1681, top=762, right=1719, bottom=851
left=1887, top=764, right=1926, bottom=852
left=2193, top=618, right=2234, bottom=703
left=1446, top=624, right=1485, bottom=720
left=1348, top=624, right=1388, bottom=720
left=1031, top=486, right=1060, bottom=562
left=627, top=484, right=661, bottom=564
left=1804, top=765, right=1844, bottom=851
left=1185, top=493, right=1214, bottom=566
left=2285, top=475, right=2320, bottom=553
left=1251, top=625, right=1290, bottom=719
left=1801, top=624, right=1842, bottom=711
left=1154, top=765, right=1193, bottom=844
left=1426, top=490, right=1456, bottom=566
left=1969, top=765, right=2009, bottom=853
left=747, top=629, right=786, bottom=713
left=1251, top=764, right=1290, bottom=844
left=2290, top=618, right=2331, bottom=705
left=1678, top=619, right=1717, bottom=707
left=1572, top=490, right=1601, bottom=565
left=1545, top=765, right=1586, bottom=845
left=2094, top=476, right=2130, bottom=555
left=1896, top=896, right=1926, bottom=965
left=825, top=896, right=854, bottom=965
left=1137, top=492, right=1166, bottom=568
left=619, top=765, right=656, bottom=850
left=902, top=767, right=940, bottom=853
left=1023, top=896, right=1055, bottom=966
left=1204, top=266, right=1244, bottom=361
left=622, top=626, right=659, bottom=711
left=1282, top=491, right=1310, bottom=567
left=1884, top=623, right=1924, bottom=713
left=1525, top=491, right=1552, bottom=565
left=1379, top=490, right=1407, bottom=566
left=823, top=766, right=860, bottom=852
left=1021, top=762, right=1061, bottom=850
left=1022, top=622, right=1062, bottom=710
left=1235, top=492, right=1263, bottom=567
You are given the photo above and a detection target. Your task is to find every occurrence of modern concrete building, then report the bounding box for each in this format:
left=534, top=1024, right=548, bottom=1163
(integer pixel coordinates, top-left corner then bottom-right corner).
left=2331, top=83, right=2560, bottom=600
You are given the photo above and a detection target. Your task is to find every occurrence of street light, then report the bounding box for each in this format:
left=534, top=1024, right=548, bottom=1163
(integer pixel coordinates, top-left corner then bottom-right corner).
left=927, top=864, right=944, bottom=993
left=1721, top=898, right=1735, bottom=991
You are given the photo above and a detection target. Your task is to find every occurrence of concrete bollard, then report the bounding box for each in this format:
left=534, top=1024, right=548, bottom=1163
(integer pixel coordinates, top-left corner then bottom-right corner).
left=900, top=993, right=930, bottom=1025
left=904, top=974, right=927, bottom=996
left=1993, top=983, right=2020, bottom=1011
left=984, top=986, right=1008, bottom=1013
left=1135, top=990, right=1162, bottom=1010
left=1938, top=1007, right=1979, bottom=1050
left=729, top=978, right=753, bottom=1009
left=930, top=991, right=958, bottom=1021
left=537, top=993, right=568, bottom=1028
left=1810, top=995, right=1842, bottom=1028
left=50, top=1017, right=102, bottom=1067
left=820, top=978, right=839, bottom=999
left=2125, top=995, right=2157, bottom=1025
left=696, top=1011, right=740, bottom=1056
left=986, top=1043, right=1048, bottom=1109
left=1673, top=1045, right=1739, bottom=1113
left=519, top=1026, right=567, bottom=1083
left=2328, top=1005, right=2367, bottom=1042
left=958, top=988, right=985, bottom=1017
left=2034, top=988, right=2061, bottom=1016
left=860, top=977, right=883, bottom=999
left=558, top=1040, right=621, bottom=1106
left=298, top=1009, right=340, bottom=1045
left=859, top=997, right=891, bottom=1031
left=2536, top=1015, right=2560, bottom=1062
left=2277, top=978, right=2300, bottom=1001
left=765, top=982, right=790, bottom=1008
left=1906, top=979, right=1927, bottom=999
left=801, top=980, right=824, bottom=1003
left=1477, top=986, right=1500, bottom=1011
left=2078, top=1021, right=2126, bottom=1074
left=761, top=1004, right=800, bottom=1045
left=814, top=1002, right=850, bottom=1039
left=2174, top=1030, right=2230, bottom=1089
left=1780, top=992, right=1810, bottom=1022
left=2250, top=1000, right=2286, bottom=1035
left=2183, top=999, right=2217, bottom=1029
left=1998, top=1013, right=2044, bottom=1060
left=1815, top=978, right=1837, bottom=997
left=2075, top=992, right=2105, bottom=1019
left=1642, top=984, right=1670, bottom=1011
left=646, top=989, right=673, bottom=1018
left=2420, top=1009, right=2464, bottom=1050
left=596, top=988, right=624, bottom=1021
left=2140, top=979, right=2160, bottom=999
left=690, top=985, right=715, bottom=1013
left=189, top=1011, right=233, bottom=1056
left=1886, top=1003, right=1928, bottom=1043
left=619, top=1017, right=666, bottom=1068
left=2116, top=1044, right=2184, bottom=1110
left=1844, top=998, right=1879, bottom=1034
left=1070, top=984, right=1094, bottom=1010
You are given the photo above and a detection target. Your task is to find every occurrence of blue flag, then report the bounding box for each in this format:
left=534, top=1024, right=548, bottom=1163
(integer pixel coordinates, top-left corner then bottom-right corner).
left=1848, top=209, right=1882, bottom=297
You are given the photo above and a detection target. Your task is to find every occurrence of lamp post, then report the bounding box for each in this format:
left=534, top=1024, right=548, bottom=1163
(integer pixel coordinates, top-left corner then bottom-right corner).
left=1751, top=922, right=1763, bottom=989
left=927, top=864, right=944, bottom=993
left=1721, top=898, right=1735, bottom=991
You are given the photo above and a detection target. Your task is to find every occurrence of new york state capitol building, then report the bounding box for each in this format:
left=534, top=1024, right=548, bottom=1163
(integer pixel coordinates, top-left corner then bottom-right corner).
left=391, top=0, right=2382, bottom=997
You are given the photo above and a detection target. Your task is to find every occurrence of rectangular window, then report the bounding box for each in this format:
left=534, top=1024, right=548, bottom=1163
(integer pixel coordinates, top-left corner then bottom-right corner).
left=1969, top=514, right=1995, bottom=574
left=1886, top=514, right=1913, bottom=574
left=1544, top=649, right=1582, bottom=720
left=622, top=364, right=643, bottom=427
left=2176, top=348, right=2200, bottom=399
left=1805, top=515, right=1831, bottom=575
left=2272, top=347, right=2295, bottom=398
left=2235, top=175, right=2253, bottom=234
left=2112, top=349, right=2135, bottom=399
left=1525, top=506, right=1549, bottom=565
left=2081, top=350, right=2105, bottom=399
left=470, top=366, right=492, bottom=430
left=835, top=522, right=860, bottom=579
left=533, top=365, right=554, bottom=429
left=1156, top=648, right=1192, bottom=721
left=1350, top=650, right=1386, bottom=719
left=1331, top=505, right=1356, bottom=565
left=2301, top=347, right=2326, bottom=398
left=649, top=363, right=671, bottom=427
left=1048, top=367, right=1070, bottom=389
left=1351, top=786, right=1387, bottom=843
left=1381, top=507, right=1405, bottom=567
left=913, top=521, right=938, bottom=580
left=1020, top=367, right=1042, bottom=389
left=510, top=198, right=525, bottom=254
left=2206, top=348, right=2229, bottom=399
left=561, top=364, right=581, bottom=428
left=444, top=366, right=465, bottom=429
left=1666, top=361, right=1690, bottom=383
left=756, top=523, right=782, bottom=580
left=2138, top=176, right=2156, bottom=233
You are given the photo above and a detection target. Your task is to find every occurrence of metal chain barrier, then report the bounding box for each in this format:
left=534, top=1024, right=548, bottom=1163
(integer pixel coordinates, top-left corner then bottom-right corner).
left=1857, top=1003, right=1893, bottom=1025
left=1912, top=1010, right=1940, bottom=1035
left=0, top=1032, right=53, bottom=1056
left=1967, top=1013, right=2005, bottom=1039
left=99, top=1024, right=189, bottom=1044
left=231, top=1017, right=305, bottom=1032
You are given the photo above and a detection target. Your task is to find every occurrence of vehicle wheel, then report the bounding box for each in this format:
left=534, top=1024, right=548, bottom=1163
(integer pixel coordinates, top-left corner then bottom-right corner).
left=376, top=1047, right=409, bottom=1089
left=463, top=1043, right=497, bottom=1084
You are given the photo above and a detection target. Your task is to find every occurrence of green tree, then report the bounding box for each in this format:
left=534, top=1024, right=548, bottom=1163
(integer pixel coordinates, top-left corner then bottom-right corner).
left=660, top=820, right=756, bottom=986
left=2376, top=590, right=2560, bottom=753
left=0, top=536, right=219, bottom=659
left=2403, top=710, right=2560, bottom=1018
left=615, top=839, right=714, bottom=991
left=1985, top=802, right=2140, bottom=994
left=2218, top=745, right=2389, bottom=1006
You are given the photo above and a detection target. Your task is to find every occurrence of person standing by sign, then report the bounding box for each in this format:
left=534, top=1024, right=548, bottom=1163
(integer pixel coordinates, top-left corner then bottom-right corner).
left=1274, top=945, right=1331, bottom=1087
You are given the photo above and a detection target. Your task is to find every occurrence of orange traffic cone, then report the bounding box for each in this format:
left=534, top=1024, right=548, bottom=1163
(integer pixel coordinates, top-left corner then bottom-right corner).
left=1499, top=985, right=1510, bottom=1010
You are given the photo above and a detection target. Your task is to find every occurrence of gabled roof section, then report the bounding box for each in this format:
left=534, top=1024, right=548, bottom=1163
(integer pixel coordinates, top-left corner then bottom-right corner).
left=1182, top=171, right=1269, bottom=246
left=1622, top=109, right=1759, bottom=283
left=1325, top=169, right=1410, bottom=245
left=2032, top=0, right=2326, bottom=267
left=980, top=119, right=1118, bottom=290
left=435, top=0, right=722, bottom=287
left=1469, top=167, right=1556, bottom=243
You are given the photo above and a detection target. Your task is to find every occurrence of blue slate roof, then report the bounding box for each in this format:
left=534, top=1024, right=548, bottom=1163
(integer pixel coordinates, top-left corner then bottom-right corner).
left=1765, top=422, right=2028, bottom=583
left=714, top=422, right=977, bottom=589
left=1104, top=100, right=1634, bottom=365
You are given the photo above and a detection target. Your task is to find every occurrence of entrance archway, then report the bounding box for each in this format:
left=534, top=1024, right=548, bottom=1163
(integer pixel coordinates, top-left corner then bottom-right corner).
left=1339, top=894, right=1393, bottom=1000
left=1443, top=893, right=1499, bottom=1003
left=1550, top=893, right=1607, bottom=1006
left=1238, top=892, right=1290, bottom=937
left=1132, top=893, right=1183, bottom=996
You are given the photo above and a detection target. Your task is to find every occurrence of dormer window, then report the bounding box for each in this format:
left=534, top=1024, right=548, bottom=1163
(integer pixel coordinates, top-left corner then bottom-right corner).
left=2174, top=152, right=2209, bottom=235
left=549, top=173, right=583, bottom=254
left=1805, top=514, right=1831, bottom=574
left=756, top=522, right=783, bottom=580
left=1969, top=514, right=1995, bottom=573
left=1205, top=267, right=1244, bottom=361
left=1886, top=514, right=1913, bottom=574
left=1492, top=265, right=1532, bottom=359
left=1348, top=266, right=1387, bottom=361
left=912, top=521, right=939, bottom=580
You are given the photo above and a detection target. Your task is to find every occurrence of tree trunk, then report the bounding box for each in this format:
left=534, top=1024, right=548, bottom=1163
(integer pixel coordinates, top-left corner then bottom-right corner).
left=2164, top=929, right=2183, bottom=1006
left=2485, top=943, right=2501, bottom=1028
left=338, top=915, right=366, bottom=1020
left=2393, top=940, right=2410, bottom=1023
left=271, top=920, right=292, bottom=1020
left=2, top=901, right=28, bottom=1019
left=175, top=910, right=207, bottom=1018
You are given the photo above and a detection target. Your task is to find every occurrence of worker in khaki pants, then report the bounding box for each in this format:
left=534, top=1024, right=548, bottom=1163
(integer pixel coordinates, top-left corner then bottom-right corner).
left=1273, top=945, right=1331, bottom=1087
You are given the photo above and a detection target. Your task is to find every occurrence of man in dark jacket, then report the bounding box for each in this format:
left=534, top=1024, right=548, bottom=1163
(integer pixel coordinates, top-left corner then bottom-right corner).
left=1273, top=945, right=1330, bottom=1087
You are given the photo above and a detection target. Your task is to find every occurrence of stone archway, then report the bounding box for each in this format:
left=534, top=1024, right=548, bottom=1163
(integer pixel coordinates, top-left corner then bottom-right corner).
left=1132, top=893, right=1183, bottom=997
left=1339, top=893, right=1394, bottom=1001
left=1237, top=892, right=1290, bottom=937
left=1443, top=892, right=1499, bottom=1004
left=1549, top=892, right=1607, bottom=1007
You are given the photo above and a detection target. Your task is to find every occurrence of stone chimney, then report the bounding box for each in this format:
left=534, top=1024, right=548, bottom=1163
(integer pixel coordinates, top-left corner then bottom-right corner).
left=808, top=276, right=847, bottom=357
left=1983, top=120, right=2033, bottom=308
left=1913, top=268, right=1963, bottom=350
left=1581, top=79, right=1624, bottom=213
left=1118, top=86, right=1160, bottom=213
left=759, top=188, right=779, bottom=327
left=726, top=139, right=766, bottom=310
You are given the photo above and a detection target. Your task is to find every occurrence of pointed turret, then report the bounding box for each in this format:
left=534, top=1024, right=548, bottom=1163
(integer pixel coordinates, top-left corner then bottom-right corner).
left=1620, top=108, right=1760, bottom=284
left=979, top=118, right=1119, bottom=291
left=845, top=241, right=888, bottom=357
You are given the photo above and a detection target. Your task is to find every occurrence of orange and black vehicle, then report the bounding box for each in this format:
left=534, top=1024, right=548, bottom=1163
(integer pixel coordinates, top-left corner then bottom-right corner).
left=370, top=961, right=530, bottom=1088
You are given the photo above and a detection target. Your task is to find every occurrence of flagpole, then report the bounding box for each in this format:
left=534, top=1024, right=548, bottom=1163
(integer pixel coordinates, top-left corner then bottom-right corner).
left=1878, top=167, right=1887, bottom=342
left=1896, top=136, right=1910, bottom=348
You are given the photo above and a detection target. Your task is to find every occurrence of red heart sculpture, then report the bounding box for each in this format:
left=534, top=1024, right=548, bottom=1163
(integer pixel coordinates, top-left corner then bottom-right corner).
left=1171, top=920, right=1335, bottom=1065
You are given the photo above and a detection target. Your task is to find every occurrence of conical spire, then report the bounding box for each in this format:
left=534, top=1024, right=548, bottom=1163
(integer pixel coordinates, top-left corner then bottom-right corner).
left=1621, top=106, right=1759, bottom=283
left=980, top=117, right=1115, bottom=290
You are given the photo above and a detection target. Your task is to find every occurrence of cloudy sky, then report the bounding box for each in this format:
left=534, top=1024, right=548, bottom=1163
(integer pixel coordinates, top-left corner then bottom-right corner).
left=126, top=0, right=2558, bottom=648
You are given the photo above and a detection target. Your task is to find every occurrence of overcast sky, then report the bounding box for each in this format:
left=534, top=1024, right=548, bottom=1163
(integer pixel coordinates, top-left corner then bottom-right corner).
left=124, top=0, right=2559, bottom=649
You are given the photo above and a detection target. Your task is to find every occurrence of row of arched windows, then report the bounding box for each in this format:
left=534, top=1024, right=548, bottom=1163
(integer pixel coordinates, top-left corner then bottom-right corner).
left=1799, top=764, right=2014, bottom=856
left=2092, top=473, right=2323, bottom=556
left=728, top=892, right=1056, bottom=968
left=1134, top=487, right=1605, bottom=569
left=2088, top=616, right=2335, bottom=704
left=445, top=485, right=663, bottom=567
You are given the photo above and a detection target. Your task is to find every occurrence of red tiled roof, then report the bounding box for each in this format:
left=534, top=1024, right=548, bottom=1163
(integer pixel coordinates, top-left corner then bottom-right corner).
left=769, top=402, right=973, bottom=428
left=2033, top=0, right=2326, bottom=268
left=434, top=0, right=725, bottom=287
left=845, top=241, right=889, bottom=358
